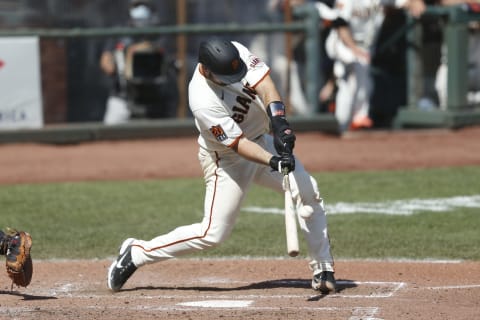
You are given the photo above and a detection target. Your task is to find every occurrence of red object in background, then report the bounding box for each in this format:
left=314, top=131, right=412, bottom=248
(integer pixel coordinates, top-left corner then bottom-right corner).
left=465, top=2, right=480, bottom=13
left=0, top=59, right=5, bottom=69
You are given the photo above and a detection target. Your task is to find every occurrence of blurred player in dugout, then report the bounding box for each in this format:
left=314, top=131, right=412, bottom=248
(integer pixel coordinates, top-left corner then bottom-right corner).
left=317, top=0, right=426, bottom=132
left=100, top=0, right=179, bottom=124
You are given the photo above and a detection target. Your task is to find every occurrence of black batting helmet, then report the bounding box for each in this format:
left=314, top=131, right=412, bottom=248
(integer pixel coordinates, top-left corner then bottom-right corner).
left=198, top=39, right=247, bottom=84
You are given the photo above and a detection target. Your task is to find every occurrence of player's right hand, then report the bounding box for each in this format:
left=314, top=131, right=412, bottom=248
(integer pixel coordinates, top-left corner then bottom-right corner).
left=269, top=154, right=295, bottom=174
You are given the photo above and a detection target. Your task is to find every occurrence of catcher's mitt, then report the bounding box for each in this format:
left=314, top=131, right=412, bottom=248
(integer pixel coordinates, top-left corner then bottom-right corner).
left=5, top=228, right=33, bottom=288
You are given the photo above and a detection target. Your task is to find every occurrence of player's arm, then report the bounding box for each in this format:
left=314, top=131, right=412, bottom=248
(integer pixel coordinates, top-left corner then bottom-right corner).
left=100, top=51, right=116, bottom=75
left=254, top=74, right=283, bottom=107
left=336, top=24, right=370, bottom=63
left=255, top=74, right=296, bottom=156
left=233, top=136, right=272, bottom=165
left=405, top=0, right=426, bottom=17
left=232, top=136, right=295, bottom=173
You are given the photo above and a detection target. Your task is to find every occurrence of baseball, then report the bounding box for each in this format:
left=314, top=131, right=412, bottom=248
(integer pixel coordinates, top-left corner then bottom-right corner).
left=299, top=205, right=314, bottom=219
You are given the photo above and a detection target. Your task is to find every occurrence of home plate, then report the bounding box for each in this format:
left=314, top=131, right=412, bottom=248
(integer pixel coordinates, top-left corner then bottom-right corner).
left=178, top=300, right=253, bottom=308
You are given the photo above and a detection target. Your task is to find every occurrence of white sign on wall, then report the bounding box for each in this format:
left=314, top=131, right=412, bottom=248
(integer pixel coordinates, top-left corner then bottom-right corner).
left=0, top=37, right=43, bottom=129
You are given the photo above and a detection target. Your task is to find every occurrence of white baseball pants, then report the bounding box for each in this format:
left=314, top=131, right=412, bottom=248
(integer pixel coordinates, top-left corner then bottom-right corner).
left=326, top=31, right=372, bottom=131
left=130, top=134, right=334, bottom=273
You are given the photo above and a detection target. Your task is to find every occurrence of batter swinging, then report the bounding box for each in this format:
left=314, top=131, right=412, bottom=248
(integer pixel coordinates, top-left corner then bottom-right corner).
left=107, top=38, right=336, bottom=293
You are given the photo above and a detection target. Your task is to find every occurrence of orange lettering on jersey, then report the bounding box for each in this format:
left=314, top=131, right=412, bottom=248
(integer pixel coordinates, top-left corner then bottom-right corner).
left=210, top=125, right=228, bottom=142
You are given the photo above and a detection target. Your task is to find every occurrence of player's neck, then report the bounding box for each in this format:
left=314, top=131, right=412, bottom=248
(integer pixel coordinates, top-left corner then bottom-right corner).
left=199, top=63, right=206, bottom=77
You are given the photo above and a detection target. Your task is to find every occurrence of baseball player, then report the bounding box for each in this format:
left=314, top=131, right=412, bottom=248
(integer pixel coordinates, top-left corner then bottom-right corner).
left=321, top=0, right=425, bottom=131
left=107, top=38, right=336, bottom=294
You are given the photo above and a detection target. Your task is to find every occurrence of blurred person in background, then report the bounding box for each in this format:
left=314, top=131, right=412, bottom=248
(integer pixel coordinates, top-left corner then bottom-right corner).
left=368, top=5, right=411, bottom=127
left=100, top=0, right=178, bottom=124
left=312, top=0, right=338, bottom=113
left=322, top=0, right=425, bottom=132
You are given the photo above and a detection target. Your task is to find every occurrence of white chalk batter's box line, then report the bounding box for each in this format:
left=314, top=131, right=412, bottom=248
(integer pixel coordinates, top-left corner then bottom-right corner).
left=25, top=282, right=480, bottom=320
left=6, top=305, right=383, bottom=320
left=43, top=281, right=480, bottom=300
left=260, top=280, right=406, bottom=298
left=109, top=304, right=385, bottom=320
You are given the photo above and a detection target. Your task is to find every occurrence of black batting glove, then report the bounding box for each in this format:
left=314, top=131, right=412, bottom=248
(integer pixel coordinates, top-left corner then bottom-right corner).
left=267, top=101, right=296, bottom=155
left=269, top=153, right=295, bottom=174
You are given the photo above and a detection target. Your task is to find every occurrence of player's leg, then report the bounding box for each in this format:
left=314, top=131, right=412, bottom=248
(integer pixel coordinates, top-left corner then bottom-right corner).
left=350, top=61, right=373, bottom=129
left=256, top=159, right=336, bottom=292
left=335, top=66, right=356, bottom=131
left=108, top=148, right=257, bottom=290
left=326, top=31, right=357, bottom=132
left=103, top=96, right=130, bottom=125
left=135, top=149, right=258, bottom=260
left=254, top=135, right=335, bottom=292
left=258, top=166, right=335, bottom=270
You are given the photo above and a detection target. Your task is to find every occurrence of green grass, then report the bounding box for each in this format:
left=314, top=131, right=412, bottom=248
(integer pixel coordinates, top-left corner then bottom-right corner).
left=1, top=166, right=479, bottom=260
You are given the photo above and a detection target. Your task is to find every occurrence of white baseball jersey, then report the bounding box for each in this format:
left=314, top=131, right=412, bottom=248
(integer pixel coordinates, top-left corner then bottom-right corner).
left=333, top=0, right=407, bottom=48
left=188, top=41, right=270, bottom=152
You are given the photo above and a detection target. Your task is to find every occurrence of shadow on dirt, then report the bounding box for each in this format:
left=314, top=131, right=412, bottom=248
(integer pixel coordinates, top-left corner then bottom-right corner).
left=0, top=290, right=58, bottom=301
left=123, top=277, right=358, bottom=295
left=124, top=278, right=310, bottom=292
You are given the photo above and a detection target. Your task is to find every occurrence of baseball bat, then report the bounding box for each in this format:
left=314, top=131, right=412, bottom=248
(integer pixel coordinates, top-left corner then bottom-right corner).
left=283, top=172, right=299, bottom=257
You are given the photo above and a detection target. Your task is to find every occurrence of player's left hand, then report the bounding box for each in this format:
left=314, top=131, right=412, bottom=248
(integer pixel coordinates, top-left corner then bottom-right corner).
left=273, top=125, right=296, bottom=156
left=269, top=153, right=295, bottom=174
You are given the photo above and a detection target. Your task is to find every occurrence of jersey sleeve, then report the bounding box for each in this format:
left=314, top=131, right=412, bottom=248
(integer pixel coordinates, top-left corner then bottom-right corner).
left=193, top=106, right=244, bottom=148
left=232, top=41, right=270, bottom=88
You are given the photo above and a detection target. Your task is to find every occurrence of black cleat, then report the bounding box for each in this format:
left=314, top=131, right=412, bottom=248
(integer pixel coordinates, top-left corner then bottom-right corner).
left=107, top=238, right=137, bottom=292
left=312, top=271, right=336, bottom=294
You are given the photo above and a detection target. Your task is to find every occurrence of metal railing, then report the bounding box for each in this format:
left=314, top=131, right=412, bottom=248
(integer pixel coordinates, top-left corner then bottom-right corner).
left=397, top=4, right=480, bottom=128
left=0, top=3, right=321, bottom=116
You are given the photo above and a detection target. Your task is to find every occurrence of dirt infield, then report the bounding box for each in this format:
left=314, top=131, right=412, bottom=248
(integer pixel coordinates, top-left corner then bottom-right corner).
left=2, top=126, right=480, bottom=184
left=1, top=127, right=480, bottom=319
left=2, top=259, right=480, bottom=320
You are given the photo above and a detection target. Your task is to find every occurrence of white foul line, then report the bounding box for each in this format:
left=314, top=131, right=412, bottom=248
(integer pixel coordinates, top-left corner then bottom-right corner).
left=425, top=284, right=480, bottom=290
left=243, top=194, right=480, bottom=216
